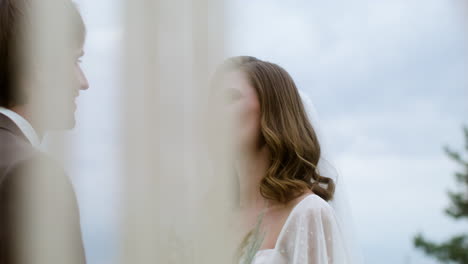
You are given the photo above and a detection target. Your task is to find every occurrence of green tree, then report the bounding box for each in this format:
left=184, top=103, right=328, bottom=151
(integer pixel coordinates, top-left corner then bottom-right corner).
left=414, top=127, right=468, bottom=263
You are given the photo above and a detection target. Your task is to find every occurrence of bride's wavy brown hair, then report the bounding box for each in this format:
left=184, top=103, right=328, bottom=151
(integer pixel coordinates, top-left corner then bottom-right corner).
left=218, top=56, right=335, bottom=203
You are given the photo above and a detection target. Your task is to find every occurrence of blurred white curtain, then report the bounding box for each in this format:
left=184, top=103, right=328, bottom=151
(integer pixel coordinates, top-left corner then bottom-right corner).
left=121, top=0, right=236, bottom=263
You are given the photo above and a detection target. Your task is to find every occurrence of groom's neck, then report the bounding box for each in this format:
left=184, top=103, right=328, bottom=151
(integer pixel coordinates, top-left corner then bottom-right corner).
left=10, top=104, right=45, bottom=138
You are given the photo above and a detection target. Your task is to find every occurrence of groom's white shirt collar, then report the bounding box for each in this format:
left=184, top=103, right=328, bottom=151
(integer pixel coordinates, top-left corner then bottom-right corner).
left=0, top=107, right=41, bottom=149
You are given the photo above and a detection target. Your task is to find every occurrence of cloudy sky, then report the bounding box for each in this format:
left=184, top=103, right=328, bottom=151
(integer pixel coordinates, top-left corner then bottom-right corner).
left=49, top=1, right=468, bottom=263
left=227, top=1, right=468, bottom=263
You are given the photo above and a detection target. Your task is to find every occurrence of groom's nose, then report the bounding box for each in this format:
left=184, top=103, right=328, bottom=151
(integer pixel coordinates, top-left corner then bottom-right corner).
left=78, top=66, right=89, bottom=91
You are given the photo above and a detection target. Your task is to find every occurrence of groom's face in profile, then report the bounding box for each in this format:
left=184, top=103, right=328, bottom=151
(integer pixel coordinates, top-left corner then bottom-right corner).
left=44, top=44, right=89, bottom=129
left=35, top=5, right=89, bottom=130
left=26, top=1, right=89, bottom=130
left=73, top=47, right=90, bottom=122
left=0, top=0, right=88, bottom=130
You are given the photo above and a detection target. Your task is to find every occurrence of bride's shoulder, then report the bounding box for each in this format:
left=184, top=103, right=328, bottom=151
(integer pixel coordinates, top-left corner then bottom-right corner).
left=276, top=194, right=339, bottom=247
left=290, top=194, right=336, bottom=220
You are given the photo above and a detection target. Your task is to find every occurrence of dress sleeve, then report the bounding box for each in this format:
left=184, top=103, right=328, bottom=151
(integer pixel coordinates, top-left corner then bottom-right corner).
left=275, top=196, right=349, bottom=264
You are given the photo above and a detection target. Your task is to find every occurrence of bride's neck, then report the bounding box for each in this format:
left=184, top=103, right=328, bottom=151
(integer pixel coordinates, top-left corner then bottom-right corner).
left=236, top=145, right=271, bottom=210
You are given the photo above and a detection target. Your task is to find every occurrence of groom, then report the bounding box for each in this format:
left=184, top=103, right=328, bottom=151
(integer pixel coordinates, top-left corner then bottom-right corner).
left=0, top=0, right=88, bottom=263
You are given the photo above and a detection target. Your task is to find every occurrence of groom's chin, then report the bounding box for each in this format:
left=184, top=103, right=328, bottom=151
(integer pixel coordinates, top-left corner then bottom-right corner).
left=47, top=115, right=77, bottom=131
left=58, top=107, right=78, bottom=129
left=62, top=116, right=77, bottom=130
left=64, top=118, right=77, bottom=130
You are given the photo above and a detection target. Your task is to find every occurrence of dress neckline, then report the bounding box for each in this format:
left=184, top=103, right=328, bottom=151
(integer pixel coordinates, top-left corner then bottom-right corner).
left=256, top=193, right=319, bottom=254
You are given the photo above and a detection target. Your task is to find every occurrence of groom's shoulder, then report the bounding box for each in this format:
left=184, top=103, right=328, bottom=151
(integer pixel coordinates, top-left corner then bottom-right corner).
left=0, top=131, right=77, bottom=226
left=0, top=128, right=37, bottom=174
left=0, top=130, right=67, bottom=187
left=0, top=132, right=83, bottom=264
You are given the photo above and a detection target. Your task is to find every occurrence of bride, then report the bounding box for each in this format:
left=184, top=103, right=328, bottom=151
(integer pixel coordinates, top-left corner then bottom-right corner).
left=213, top=56, right=354, bottom=264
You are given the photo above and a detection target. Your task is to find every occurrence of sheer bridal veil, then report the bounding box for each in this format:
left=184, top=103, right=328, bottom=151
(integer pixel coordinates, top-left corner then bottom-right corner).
left=299, top=90, right=362, bottom=264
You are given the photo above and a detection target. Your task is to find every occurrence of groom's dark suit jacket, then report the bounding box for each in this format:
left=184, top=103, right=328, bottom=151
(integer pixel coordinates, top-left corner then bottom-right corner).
left=0, top=113, right=86, bottom=264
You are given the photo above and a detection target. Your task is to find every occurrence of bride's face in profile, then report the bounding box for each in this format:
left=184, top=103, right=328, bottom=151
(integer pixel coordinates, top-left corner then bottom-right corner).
left=223, top=70, right=262, bottom=151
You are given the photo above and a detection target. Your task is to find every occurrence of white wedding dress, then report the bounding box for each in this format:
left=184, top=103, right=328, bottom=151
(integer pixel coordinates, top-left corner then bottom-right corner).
left=252, top=194, right=350, bottom=264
